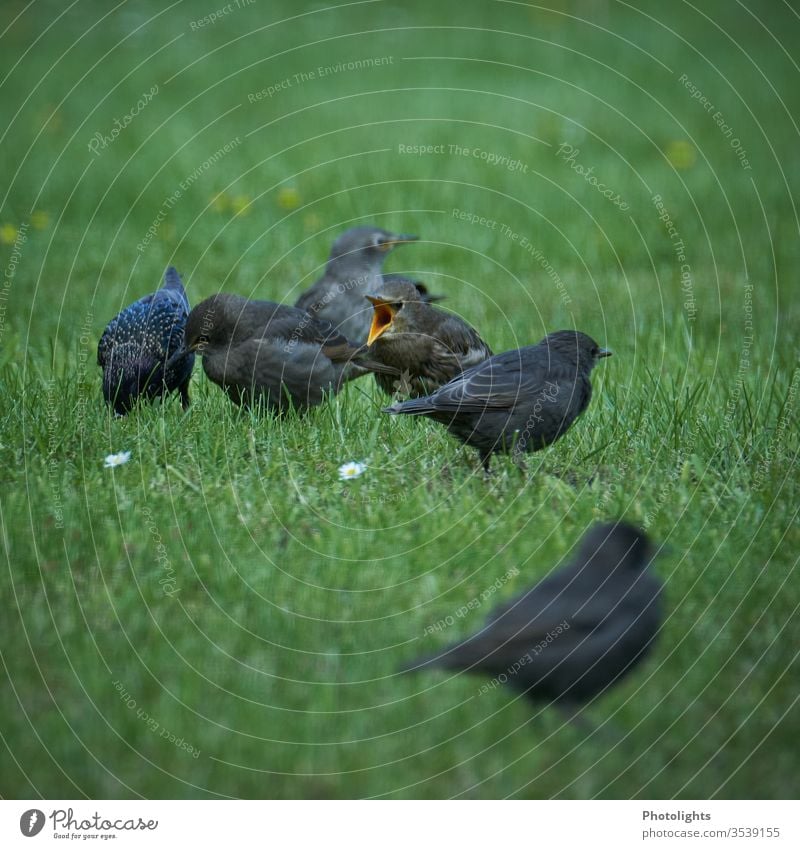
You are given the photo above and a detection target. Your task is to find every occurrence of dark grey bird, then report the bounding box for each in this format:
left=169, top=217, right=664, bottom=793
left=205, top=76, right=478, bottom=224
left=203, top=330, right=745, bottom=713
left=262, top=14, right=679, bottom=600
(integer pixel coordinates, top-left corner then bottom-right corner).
left=97, top=266, right=195, bottom=415
left=294, top=226, right=418, bottom=342
left=402, top=522, right=663, bottom=712
left=365, top=277, right=492, bottom=397
left=384, top=330, right=611, bottom=470
left=178, top=293, right=399, bottom=413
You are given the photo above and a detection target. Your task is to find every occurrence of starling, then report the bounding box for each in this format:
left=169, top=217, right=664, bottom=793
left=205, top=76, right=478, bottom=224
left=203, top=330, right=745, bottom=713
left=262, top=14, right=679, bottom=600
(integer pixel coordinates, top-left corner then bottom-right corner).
left=294, top=226, right=418, bottom=342
left=365, top=277, right=492, bottom=397
left=179, top=293, right=400, bottom=413
left=384, top=330, right=611, bottom=470
left=402, top=522, right=663, bottom=711
left=97, top=266, right=195, bottom=415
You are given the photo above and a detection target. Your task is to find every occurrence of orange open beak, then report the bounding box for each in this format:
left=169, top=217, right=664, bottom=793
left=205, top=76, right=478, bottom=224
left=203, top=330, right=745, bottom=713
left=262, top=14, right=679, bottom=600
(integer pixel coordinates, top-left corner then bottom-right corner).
left=366, top=297, right=397, bottom=345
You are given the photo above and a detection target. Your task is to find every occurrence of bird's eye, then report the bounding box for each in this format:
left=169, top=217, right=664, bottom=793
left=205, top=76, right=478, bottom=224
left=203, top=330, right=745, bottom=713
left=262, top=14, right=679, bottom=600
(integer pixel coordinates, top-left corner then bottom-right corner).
left=391, top=302, right=403, bottom=311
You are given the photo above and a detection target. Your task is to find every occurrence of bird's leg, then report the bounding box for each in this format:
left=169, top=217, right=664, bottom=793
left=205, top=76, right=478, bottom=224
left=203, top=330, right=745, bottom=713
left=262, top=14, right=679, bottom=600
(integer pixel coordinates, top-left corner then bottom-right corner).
left=179, top=378, right=191, bottom=411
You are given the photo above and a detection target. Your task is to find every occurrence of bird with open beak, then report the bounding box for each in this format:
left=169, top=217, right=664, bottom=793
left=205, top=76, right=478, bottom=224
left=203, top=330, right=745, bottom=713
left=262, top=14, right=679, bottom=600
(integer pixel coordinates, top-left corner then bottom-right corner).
left=384, top=330, right=612, bottom=471
left=175, top=293, right=399, bottom=413
left=294, top=226, right=419, bottom=343
left=365, top=278, right=492, bottom=398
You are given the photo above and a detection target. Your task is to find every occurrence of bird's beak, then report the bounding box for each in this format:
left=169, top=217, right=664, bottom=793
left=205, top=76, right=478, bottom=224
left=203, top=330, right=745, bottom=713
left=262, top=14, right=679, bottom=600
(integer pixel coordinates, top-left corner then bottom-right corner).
left=597, top=348, right=613, bottom=359
left=366, top=296, right=398, bottom=345
left=379, top=233, right=418, bottom=251
left=165, top=342, right=198, bottom=371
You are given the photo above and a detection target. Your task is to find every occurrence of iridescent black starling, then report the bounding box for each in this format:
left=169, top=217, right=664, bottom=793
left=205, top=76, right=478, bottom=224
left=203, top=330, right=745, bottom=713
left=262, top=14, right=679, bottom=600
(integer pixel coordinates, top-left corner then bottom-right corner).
left=366, top=277, right=492, bottom=397
left=97, top=267, right=194, bottom=415
left=384, top=330, right=611, bottom=470
left=403, top=522, right=663, bottom=711
left=181, top=293, right=399, bottom=413
left=294, top=226, right=418, bottom=342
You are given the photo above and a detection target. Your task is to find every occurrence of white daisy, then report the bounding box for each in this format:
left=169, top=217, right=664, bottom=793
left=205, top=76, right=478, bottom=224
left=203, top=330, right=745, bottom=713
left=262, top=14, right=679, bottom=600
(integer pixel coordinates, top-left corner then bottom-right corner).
left=338, top=460, right=366, bottom=481
left=104, top=451, right=131, bottom=468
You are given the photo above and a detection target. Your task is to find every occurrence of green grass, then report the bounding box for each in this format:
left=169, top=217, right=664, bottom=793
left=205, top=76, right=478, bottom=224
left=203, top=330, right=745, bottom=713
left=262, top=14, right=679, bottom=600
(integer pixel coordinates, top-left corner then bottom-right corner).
left=1, top=0, right=798, bottom=799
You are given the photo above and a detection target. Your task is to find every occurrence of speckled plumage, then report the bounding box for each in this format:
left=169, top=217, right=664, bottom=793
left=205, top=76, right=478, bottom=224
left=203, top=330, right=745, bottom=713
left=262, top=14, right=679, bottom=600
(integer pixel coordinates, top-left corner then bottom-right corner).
left=97, top=267, right=195, bottom=415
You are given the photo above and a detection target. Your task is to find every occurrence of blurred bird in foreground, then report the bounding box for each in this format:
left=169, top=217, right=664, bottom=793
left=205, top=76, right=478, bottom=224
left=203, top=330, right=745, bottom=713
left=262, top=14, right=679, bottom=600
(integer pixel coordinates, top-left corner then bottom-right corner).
left=177, top=293, right=399, bottom=413
left=402, top=522, right=663, bottom=714
left=294, top=226, right=418, bottom=342
left=365, top=277, right=492, bottom=397
left=97, top=267, right=194, bottom=415
left=384, top=330, right=610, bottom=470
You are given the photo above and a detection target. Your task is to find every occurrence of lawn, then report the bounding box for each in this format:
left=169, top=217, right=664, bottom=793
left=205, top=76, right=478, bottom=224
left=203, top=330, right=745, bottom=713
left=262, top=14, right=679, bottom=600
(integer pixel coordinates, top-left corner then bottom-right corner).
left=1, top=0, right=798, bottom=799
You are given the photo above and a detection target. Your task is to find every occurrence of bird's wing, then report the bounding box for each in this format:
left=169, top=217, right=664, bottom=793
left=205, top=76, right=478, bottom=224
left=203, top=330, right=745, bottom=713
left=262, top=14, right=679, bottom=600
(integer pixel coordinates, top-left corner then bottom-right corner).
left=294, top=279, right=330, bottom=314
left=489, top=571, right=661, bottom=649
left=273, top=308, right=362, bottom=362
left=436, top=315, right=493, bottom=360
left=424, top=348, right=551, bottom=412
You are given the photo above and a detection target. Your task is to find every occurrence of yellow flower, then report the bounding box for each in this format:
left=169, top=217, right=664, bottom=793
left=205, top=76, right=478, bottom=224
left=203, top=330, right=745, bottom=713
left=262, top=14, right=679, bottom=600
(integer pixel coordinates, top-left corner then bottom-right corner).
left=158, top=223, right=176, bottom=242
left=31, top=210, right=49, bottom=230
left=276, top=186, right=301, bottom=210
left=304, top=213, right=322, bottom=232
left=0, top=224, right=18, bottom=244
left=210, top=192, right=229, bottom=212
left=665, top=140, right=696, bottom=170
left=43, top=107, right=62, bottom=133
left=231, top=195, right=251, bottom=216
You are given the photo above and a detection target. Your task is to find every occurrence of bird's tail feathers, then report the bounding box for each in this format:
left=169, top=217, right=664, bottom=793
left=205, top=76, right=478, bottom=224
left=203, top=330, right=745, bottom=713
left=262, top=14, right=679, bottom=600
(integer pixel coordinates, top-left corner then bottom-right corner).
left=383, top=397, right=436, bottom=416
left=162, top=266, right=184, bottom=291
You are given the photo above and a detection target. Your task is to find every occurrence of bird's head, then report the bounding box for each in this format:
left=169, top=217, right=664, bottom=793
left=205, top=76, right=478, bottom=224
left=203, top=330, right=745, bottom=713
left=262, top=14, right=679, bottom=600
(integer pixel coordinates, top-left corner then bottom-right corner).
left=580, top=522, right=656, bottom=572
left=181, top=293, right=249, bottom=354
left=328, top=227, right=418, bottom=271
left=543, top=330, right=612, bottom=370
left=365, top=278, right=429, bottom=345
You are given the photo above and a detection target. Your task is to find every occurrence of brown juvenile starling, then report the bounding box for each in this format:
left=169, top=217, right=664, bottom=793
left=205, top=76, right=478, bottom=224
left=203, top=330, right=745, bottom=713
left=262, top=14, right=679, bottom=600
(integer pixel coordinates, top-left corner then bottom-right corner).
left=365, top=277, right=492, bottom=397
left=402, top=522, right=663, bottom=712
left=294, top=226, right=418, bottom=342
left=97, top=266, right=195, bottom=415
left=179, top=293, right=399, bottom=413
left=384, top=330, right=611, bottom=470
